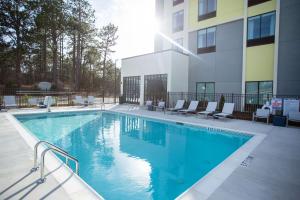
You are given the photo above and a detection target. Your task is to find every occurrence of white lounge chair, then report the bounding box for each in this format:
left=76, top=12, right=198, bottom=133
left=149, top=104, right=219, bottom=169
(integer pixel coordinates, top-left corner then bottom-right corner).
left=87, top=96, right=95, bottom=105
left=28, top=98, right=38, bottom=106
left=73, top=96, right=86, bottom=106
left=38, top=96, right=53, bottom=108
left=253, top=108, right=270, bottom=124
left=145, top=100, right=153, bottom=110
left=154, top=101, right=166, bottom=113
left=3, top=96, right=18, bottom=109
left=198, top=102, right=217, bottom=117
left=213, top=103, right=235, bottom=119
left=287, top=111, right=300, bottom=127
left=167, top=100, right=185, bottom=112
left=179, top=101, right=199, bottom=114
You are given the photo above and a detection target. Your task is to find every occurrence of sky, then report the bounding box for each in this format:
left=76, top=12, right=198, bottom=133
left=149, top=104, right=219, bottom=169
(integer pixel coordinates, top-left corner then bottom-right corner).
left=89, top=0, right=156, bottom=62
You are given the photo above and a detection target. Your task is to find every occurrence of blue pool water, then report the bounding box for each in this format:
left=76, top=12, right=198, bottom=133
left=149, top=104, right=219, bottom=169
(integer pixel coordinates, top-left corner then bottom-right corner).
left=15, top=111, right=251, bottom=200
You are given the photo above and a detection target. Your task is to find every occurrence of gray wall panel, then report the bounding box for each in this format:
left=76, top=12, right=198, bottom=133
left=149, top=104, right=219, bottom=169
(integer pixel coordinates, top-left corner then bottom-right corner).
left=188, top=20, right=243, bottom=94
left=277, top=0, right=300, bottom=95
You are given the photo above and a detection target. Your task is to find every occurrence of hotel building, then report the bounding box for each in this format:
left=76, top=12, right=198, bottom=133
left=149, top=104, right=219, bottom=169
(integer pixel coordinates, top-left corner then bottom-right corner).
left=121, top=0, right=300, bottom=105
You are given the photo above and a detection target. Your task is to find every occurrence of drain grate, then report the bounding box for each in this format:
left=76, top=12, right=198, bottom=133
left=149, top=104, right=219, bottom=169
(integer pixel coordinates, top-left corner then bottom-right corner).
left=241, top=156, right=254, bottom=167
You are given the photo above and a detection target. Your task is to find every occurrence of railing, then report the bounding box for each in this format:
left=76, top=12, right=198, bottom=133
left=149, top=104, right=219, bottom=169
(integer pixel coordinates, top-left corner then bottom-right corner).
left=0, top=88, right=119, bottom=107
left=166, top=92, right=300, bottom=120
left=33, top=141, right=79, bottom=182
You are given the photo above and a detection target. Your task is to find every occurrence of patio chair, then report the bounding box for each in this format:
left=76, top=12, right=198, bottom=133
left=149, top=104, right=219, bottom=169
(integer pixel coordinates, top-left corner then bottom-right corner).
left=38, top=96, right=53, bottom=108
left=179, top=101, right=199, bottom=114
left=198, top=102, right=217, bottom=117
left=213, top=103, right=235, bottom=119
left=73, top=96, right=86, bottom=106
left=253, top=108, right=270, bottom=124
left=287, top=111, right=300, bottom=127
left=145, top=100, right=153, bottom=111
left=154, top=101, right=166, bottom=113
left=87, top=96, right=95, bottom=105
left=167, top=100, right=185, bottom=112
left=3, top=96, right=18, bottom=109
left=28, top=98, right=38, bottom=106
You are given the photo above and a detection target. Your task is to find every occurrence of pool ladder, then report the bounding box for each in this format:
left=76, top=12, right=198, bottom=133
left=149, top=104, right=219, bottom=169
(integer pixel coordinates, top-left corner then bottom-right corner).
left=32, top=140, right=79, bottom=182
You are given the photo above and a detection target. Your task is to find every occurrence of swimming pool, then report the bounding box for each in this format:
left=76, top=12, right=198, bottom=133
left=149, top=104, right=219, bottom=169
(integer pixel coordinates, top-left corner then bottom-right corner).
left=15, top=111, right=252, bottom=200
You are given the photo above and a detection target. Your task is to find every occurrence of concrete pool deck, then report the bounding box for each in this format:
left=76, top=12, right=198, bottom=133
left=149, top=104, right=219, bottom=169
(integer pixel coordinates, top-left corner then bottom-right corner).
left=0, top=104, right=300, bottom=199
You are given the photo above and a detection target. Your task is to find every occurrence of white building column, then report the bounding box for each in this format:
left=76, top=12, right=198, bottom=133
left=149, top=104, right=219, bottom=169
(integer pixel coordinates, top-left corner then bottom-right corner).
left=140, top=75, right=144, bottom=106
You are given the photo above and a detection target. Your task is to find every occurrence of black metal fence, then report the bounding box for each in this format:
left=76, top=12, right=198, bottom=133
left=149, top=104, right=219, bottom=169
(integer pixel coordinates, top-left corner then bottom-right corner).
left=167, top=92, right=300, bottom=120
left=0, top=88, right=119, bottom=107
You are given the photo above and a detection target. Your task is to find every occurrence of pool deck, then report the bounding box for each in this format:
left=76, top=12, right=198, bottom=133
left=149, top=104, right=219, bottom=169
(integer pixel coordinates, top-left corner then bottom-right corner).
left=1, top=104, right=300, bottom=199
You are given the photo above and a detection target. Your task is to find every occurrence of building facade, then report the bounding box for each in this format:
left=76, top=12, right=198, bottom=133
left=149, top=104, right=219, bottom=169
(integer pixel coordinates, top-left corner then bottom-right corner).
left=121, top=0, right=300, bottom=105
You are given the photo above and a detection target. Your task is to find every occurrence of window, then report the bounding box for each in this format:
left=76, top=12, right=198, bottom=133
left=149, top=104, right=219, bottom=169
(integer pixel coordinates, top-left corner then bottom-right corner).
left=144, top=74, right=167, bottom=105
left=248, top=0, right=271, bottom=7
left=173, top=0, right=184, bottom=6
left=172, top=38, right=183, bottom=52
left=247, top=12, right=275, bottom=47
left=197, top=27, right=216, bottom=54
left=245, top=81, right=273, bottom=105
left=198, top=0, right=217, bottom=21
left=123, top=76, right=141, bottom=104
left=172, top=10, right=184, bottom=32
left=196, top=82, right=215, bottom=101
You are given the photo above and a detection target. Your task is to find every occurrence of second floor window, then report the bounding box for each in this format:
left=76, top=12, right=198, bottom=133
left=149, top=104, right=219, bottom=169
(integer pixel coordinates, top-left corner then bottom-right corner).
left=172, top=10, right=184, bottom=32
left=247, top=11, right=276, bottom=47
left=173, top=0, right=184, bottom=6
left=198, top=0, right=217, bottom=21
left=197, top=27, right=216, bottom=53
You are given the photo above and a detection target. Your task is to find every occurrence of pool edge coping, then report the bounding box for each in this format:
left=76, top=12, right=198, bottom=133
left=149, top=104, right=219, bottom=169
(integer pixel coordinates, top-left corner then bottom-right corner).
left=6, top=108, right=267, bottom=200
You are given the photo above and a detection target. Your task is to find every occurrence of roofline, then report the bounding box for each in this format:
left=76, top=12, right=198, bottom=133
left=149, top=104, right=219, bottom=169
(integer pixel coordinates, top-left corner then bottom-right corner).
left=121, top=49, right=189, bottom=61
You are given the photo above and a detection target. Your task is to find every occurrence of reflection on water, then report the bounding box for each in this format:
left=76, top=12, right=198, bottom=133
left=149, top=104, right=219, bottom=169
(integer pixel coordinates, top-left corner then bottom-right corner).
left=16, top=112, right=251, bottom=200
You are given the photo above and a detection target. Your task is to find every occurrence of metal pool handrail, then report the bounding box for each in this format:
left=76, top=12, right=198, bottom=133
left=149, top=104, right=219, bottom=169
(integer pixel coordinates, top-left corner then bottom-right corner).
left=32, top=140, right=79, bottom=182
left=33, top=140, right=68, bottom=170
left=40, top=147, right=79, bottom=182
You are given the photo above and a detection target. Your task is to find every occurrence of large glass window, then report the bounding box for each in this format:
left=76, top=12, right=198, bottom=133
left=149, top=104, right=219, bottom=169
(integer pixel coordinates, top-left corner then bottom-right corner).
left=197, top=27, right=216, bottom=53
left=144, top=74, right=167, bottom=105
left=196, top=82, right=215, bottom=101
left=123, top=76, right=140, bottom=104
left=172, top=10, right=184, bottom=32
left=245, top=81, right=273, bottom=105
left=247, top=12, right=275, bottom=46
left=199, top=0, right=217, bottom=20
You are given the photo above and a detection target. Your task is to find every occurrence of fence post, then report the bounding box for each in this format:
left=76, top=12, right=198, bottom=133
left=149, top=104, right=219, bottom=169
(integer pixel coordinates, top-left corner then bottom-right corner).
left=167, top=92, right=169, bottom=108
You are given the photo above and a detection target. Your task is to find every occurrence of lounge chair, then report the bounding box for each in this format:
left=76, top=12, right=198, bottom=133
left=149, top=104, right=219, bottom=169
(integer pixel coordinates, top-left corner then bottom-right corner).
left=167, top=100, right=185, bottom=112
left=28, top=98, right=38, bottom=106
left=253, top=108, right=270, bottom=124
left=38, top=96, right=53, bottom=108
left=87, top=96, right=95, bottom=105
left=73, top=96, right=86, bottom=106
left=154, top=101, right=166, bottom=113
left=145, top=100, right=153, bottom=111
left=198, top=102, right=217, bottom=117
left=213, top=103, right=235, bottom=119
left=3, top=96, right=18, bottom=109
left=287, top=111, right=300, bottom=127
left=179, top=101, right=199, bottom=114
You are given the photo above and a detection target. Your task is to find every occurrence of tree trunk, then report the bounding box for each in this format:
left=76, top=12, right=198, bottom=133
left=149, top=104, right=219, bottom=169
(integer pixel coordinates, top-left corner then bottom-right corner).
left=15, top=2, right=21, bottom=86
left=72, top=34, right=76, bottom=89
left=43, top=28, right=47, bottom=80
left=52, top=28, right=58, bottom=86
left=102, top=49, right=107, bottom=103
